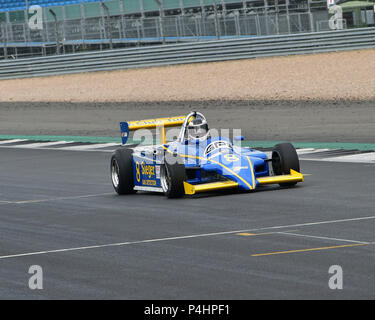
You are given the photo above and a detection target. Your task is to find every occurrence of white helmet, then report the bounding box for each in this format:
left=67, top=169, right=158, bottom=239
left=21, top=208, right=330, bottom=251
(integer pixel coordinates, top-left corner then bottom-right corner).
left=187, top=118, right=210, bottom=142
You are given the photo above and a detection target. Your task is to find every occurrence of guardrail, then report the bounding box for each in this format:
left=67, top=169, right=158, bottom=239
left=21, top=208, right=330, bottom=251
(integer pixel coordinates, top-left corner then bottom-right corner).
left=0, top=27, right=374, bottom=80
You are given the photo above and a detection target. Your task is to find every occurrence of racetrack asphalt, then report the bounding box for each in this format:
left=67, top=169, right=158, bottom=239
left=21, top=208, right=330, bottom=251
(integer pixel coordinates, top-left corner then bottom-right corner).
left=0, top=147, right=374, bottom=299
left=1, top=100, right=374, bottom=142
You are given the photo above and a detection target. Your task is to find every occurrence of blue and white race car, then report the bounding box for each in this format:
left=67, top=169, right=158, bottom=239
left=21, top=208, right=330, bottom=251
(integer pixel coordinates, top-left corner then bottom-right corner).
left=110, top=111, right=303, bottom=198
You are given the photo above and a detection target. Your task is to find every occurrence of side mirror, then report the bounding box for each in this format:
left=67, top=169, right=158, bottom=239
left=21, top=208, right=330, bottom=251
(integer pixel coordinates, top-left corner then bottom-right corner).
left=234, top=136, right=244, bottom=141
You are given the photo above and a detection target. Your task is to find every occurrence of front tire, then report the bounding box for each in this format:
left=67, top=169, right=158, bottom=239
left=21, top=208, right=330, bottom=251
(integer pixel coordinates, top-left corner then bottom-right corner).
left=161, top=155, right=186, bottom=198
left=110, top=148, right=136, bottom=195
left=272, top=143, right=300, bottom=187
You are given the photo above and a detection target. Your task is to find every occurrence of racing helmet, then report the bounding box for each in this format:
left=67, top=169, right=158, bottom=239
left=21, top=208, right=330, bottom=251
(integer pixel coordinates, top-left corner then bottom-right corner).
left=187, top=118, right=210, bottom=142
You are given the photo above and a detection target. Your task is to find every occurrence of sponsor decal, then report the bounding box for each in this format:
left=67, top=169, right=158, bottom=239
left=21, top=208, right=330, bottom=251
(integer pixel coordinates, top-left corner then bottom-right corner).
left=204, top=140, right=232, bottom=156
left=233, top=166, right=248, bottom=171
left=120, top=122, right=130, bottom=144
left=143, top=180, right=157, bottom=186
left=142, top=163, right=155, bottom=179
left=155, top=165, right=161, bottom=179
left=135, top=162, right=141, bottom=182
left=129, top=117, right=185, bottom=127
left=223, top=154, right=239, bottom=162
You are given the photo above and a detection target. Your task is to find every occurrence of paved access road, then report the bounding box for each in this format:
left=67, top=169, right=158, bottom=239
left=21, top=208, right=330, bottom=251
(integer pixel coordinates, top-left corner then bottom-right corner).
left=0, top=147, right=374, bottom=299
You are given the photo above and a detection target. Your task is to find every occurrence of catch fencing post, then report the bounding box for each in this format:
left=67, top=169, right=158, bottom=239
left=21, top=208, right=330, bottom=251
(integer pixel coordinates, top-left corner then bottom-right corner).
left=235, top=10, right=240, bottom=36
left=286, top=0, right=291, bottom=33
left=154, top=0, right=166, bottom=44
left=177, top=14, right=183, bottom=39
left=213, top=0, right=220, bottom=40
left=49, top=9, right=60, bottom=55
left=119, top=0, right=126, bottom=40
left=101, top=2, right=113, bottom=49
left=136, top=20, right=141, bottom=46
left=174, top=16, right=179, bottom=41
left=0, top=18, right=7, bottom=60
left=255, top=14, right=260, bottom=35
left=264, top=0, right=270, bottom=35
left=222, top=1, right=227, bottom=37
left=309, top=10, right=314, bottom=31
left=275, top=0, right=280, bottom=34
left=307, top=0, right=314, bottom=31
left=179, top=8, right=186, bottom=38
left=24, top=4, right=31, bottom=43
left=194, top=15, right=200, bottom=41
left=80, top=2, right=86, bottom=47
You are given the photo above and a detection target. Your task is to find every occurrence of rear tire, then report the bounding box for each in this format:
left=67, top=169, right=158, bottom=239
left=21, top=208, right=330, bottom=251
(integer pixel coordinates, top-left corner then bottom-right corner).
left=272, top=143, right=300, bottom=187
left=110, top=148, right=136, bottom=195
left=161, top=155, right=186, bottom=198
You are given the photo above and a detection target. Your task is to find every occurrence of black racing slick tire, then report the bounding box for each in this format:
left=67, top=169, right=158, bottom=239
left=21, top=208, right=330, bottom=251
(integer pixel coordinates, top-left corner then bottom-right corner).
left=161, top=155, right=186, bottom=198
left=272, top=143, right=300, bottom=187
left=110, top=148, right=136, bottom=195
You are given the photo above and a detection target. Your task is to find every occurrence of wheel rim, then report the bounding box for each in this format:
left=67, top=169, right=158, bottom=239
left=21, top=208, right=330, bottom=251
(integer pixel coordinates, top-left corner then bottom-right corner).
left=160, top=165, right=170, bottom=193
left=111, top=159, right=120, bottom=188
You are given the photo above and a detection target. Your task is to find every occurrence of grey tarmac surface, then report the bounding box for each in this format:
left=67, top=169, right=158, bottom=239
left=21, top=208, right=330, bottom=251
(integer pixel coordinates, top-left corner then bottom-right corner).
left=0, top=147, right=374, bottom=299
left=0, top=100, right=374, bottom=142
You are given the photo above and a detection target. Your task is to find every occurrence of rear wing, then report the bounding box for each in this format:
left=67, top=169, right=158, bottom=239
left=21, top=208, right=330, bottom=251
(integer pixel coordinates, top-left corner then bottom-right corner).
left=120, top=116, right=186, bottom=144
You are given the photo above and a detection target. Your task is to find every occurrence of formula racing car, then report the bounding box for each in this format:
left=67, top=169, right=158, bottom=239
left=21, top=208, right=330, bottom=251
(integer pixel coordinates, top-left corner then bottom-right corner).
left=110, top=112, right=303, bottom=198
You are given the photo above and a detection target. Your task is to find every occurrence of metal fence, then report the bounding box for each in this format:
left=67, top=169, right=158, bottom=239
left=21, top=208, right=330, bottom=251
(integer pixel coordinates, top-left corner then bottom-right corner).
left=0, top=11, right=320, bottom=59
left=1, top=27, right=374, bottom=80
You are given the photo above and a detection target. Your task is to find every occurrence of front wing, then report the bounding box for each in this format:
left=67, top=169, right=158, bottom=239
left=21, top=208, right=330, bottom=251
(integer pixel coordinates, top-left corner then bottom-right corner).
left=183, top=169, right=304, bottom=195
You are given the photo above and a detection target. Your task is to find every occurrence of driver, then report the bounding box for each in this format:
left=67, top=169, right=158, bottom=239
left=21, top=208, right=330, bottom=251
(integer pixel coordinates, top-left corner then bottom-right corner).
left=187, top=118, right=210, bottom=142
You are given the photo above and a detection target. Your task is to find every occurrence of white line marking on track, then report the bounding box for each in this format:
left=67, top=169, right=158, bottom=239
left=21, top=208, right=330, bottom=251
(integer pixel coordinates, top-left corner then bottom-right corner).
left=296, top=148, right=315, bottom=152
left=0, top=193, right=114, bottom=205
left=278, top=231, right=369, bottom=244
left=0, top=146, right=117, bottom=152
left=1, top=142, right=374, bottom=163
left=319, top=152, right=375, bottom=163
left=1, top=215, right=375, bottom=260
left=266, top=149, right=332, bottom=158
left=59, top=143, right=121, bottom=150
left=0, top=139, right=27, bottom=144
left=302, top=157, right=375, bottom=164
left=297, top=148, right=330, bottom=155
left=11, top=141, right=74, bottom=148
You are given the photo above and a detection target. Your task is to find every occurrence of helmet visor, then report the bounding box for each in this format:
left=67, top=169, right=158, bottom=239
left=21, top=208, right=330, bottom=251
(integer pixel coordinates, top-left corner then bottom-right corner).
left=188, top=123, right=208, bottom=139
